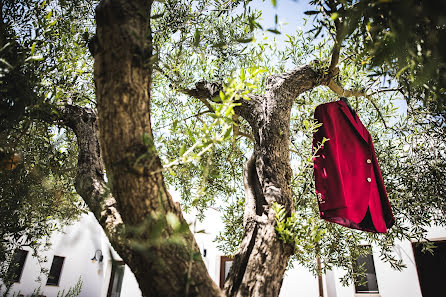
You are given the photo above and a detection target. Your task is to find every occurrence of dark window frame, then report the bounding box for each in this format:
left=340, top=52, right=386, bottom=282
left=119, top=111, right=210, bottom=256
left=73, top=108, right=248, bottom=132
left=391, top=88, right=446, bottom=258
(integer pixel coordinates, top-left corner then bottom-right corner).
left=7, top=249, right=28, bottom=283
left=412, top=239, right=446, bottom=297
left=107, top=261, right=125, bottom=297
left=353, top=248, right=379, bottom=294
left=46, top=255, right=65, bottom=286
left=219, top=256, right=233, bottom=289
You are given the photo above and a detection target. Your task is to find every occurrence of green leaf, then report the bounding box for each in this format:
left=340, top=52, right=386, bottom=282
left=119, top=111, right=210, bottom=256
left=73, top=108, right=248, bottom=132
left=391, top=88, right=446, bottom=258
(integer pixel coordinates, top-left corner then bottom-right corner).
left=193, top=29, right=201, bottom=47
left=304, top=10, right=319, bottom=15
left=267, top=29, right=281, bottom=35
left=30, top=42, right=37, bottom=55
left=223, top=127, right=232, bottom=139
left=236, top=37, right=254, bottom=43
left=172, top=120, right=178, bottom=131
left=25, top=55, right=44, bottom=62
left=0, top=58, right=13, bottom=69
left=151, top=12, right=164, bottom=19
left=179, top=144, right=186, bottom=156
left=46, top=10, right=53, bottom=20
left=187, top=130, right=196, bottom=142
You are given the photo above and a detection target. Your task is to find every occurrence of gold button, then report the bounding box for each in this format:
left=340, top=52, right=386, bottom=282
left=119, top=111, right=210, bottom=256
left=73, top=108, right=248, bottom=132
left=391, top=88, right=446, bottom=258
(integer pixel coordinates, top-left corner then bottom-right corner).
left=367, top=177, right=372, bottom=182
left=317, top=193, right=325, bottom=203
left=367, top=159, right=372, bottom=164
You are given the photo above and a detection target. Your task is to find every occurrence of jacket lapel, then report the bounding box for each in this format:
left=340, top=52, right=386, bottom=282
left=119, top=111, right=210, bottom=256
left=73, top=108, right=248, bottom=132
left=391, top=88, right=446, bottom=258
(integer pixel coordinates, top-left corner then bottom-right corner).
left=338, top=101, right=369, bottom=144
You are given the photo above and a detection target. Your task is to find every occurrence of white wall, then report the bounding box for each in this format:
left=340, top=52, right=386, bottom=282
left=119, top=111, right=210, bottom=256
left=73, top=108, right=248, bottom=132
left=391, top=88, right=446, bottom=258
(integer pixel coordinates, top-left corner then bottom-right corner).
left=1, top=213, right=141, bottom=297
left=325, top=226, right=446, bottom=297
left=119, top=266, right=142, bottom=297
left=280, top=265, right=319, bottom=297
left=3, top=208, right=445, bottom=297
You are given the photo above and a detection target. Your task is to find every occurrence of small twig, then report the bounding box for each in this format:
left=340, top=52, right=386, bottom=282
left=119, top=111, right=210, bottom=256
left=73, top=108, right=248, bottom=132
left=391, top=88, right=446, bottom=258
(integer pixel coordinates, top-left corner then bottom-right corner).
left=369, top=87, right=403, bottom=96
left=326, top=78, right=389, bottom=129
left=325, top=0, right=343, bottom=75
left=156, top=110, right=212, bottom=129
left=154, top=65, right=217, bottom=112
left=237, top=132, right=254, bottom=142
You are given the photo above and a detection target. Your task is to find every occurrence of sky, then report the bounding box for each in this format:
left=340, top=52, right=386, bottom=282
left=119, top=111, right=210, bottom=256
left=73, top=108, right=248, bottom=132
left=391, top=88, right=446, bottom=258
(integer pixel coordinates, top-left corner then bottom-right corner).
left=253, top=0, right=313, bottom=34
left=249, top=0, right=407, bottom=117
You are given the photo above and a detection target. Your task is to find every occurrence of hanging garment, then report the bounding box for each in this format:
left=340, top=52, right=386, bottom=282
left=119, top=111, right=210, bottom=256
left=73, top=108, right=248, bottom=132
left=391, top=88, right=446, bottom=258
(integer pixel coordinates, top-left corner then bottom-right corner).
left=312, top=100, right=395, bottom=233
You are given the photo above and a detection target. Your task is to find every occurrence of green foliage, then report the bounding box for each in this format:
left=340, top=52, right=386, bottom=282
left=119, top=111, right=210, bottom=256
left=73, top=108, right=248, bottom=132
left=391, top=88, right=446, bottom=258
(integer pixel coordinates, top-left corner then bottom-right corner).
left=152, top=0, right=259, bottom=85
left=308, top=0, right=446, bottom=115
left=2, top=0, right=446, bottom=291
left=55, top=276, right=83, bottom=297
left=214, top=197, right=245, bottom=256
left=0, top=0, right=93, bottom=290
left=273, top=202, right=326, bottom=248
left=9, top=276, right=83, bottom=297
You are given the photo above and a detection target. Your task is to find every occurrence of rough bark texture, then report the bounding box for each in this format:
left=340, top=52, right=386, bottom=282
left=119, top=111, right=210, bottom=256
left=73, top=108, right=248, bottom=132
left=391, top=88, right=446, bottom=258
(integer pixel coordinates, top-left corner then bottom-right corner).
left=59, top=1, right=326, bottom=296
left=91, top=0, right=223, bottom=296
left=223, top=65, right=320, bottom=297
left=58, top=105, right=123, bottom=238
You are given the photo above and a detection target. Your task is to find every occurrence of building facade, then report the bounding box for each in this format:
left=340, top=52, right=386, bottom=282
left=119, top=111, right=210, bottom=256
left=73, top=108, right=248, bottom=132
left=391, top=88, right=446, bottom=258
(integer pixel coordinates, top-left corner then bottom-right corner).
left=2, top=211, right=445, bottom=297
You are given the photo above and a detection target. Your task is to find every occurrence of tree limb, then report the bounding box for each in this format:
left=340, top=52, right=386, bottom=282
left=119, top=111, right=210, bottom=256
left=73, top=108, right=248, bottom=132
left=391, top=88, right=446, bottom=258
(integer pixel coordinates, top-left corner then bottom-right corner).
left=265, top=65, right=320, bottom=103
left=237, top=131, right=254, bottom=142
left=155, top=66, right=219, bottom=112
left=52, top=105, right=124, bottom=240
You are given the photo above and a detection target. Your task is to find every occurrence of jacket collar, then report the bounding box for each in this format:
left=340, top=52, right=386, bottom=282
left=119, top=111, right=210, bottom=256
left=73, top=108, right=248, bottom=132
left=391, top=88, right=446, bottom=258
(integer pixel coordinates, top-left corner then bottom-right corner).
left=337, top=101, right=369, bottom=144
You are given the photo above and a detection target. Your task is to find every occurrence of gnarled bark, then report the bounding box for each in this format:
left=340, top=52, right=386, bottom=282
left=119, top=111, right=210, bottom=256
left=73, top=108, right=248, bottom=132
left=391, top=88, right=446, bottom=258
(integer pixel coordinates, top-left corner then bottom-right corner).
left=224, top=65, right=320, bottom=297
left=86, top=0, right=325, bottom=296
left=91, top=0, right=223, bottom=296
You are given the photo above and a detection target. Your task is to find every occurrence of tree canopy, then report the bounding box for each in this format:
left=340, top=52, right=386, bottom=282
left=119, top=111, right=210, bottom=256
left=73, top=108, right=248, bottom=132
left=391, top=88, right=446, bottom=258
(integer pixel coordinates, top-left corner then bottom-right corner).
left=1, top=0, right=445, bottom=296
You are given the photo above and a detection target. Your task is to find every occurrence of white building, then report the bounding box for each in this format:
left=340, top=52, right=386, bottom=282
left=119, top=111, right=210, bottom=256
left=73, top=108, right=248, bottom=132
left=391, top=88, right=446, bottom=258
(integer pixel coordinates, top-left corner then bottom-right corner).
left=2, top=211, right=445, bottom=297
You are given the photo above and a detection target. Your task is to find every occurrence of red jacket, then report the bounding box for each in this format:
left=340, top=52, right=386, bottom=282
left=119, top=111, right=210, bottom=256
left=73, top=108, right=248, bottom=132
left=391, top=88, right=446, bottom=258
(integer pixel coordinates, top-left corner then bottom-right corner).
left=313, top=100, right=395, bottom=233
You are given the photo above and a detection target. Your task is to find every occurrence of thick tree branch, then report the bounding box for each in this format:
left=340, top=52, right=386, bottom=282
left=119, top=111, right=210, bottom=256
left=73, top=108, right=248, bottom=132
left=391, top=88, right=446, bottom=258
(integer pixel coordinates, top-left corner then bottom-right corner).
left=326, top=0, right=343, bottom=75
left=237, top=131, right=254, bottom=142
left=35, top=105, right=124, bottom=241
left=60, top=106, right=123, bottom=235
left=264, top=65, right=320, bottom=104
left=223, top=63, right=325, bottom=296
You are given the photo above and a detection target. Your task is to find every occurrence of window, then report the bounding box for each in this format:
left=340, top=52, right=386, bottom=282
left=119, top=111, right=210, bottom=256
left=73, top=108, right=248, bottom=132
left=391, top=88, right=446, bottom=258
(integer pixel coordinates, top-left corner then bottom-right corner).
left=46, top=256, right=65, bottom=286
left=7, top=249, right=28, bottom=283
left=107, top=261, right=125, bottom=297
left=412, top=240, right=446, bottom=297
left=219, top=256, right=233, bottom=289
left=353, top=251, right=379, bottom=294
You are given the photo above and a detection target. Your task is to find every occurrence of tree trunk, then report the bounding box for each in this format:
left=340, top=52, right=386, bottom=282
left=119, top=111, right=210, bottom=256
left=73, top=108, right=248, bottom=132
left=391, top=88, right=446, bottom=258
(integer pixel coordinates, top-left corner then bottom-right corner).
left=92, top=0, right=223, bottom=296
left=225, top=66, right=320, bottom=297
left=89, top=0, right=323, bottom=296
